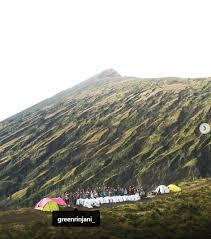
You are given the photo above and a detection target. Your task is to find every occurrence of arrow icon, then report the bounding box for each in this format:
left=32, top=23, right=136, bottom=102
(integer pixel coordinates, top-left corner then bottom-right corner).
left=199, top=123, right=210, bottom=134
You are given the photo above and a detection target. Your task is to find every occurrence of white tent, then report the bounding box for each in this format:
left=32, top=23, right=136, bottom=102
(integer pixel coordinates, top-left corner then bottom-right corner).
left=155, top=185, right=169, bottom=194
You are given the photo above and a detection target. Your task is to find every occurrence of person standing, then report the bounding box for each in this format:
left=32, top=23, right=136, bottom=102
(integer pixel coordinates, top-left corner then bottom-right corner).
left=140, top=186, right=146, bottom=198
left=64, top=191, right=70, bottom=206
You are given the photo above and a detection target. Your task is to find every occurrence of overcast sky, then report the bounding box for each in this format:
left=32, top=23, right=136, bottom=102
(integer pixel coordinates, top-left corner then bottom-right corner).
left=0, top=0, right=211, bottom=121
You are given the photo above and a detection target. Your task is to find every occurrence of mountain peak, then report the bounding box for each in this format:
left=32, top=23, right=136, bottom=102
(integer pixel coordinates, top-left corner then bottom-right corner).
left=88, top=68, right=121, bottom=82
left=97, top=68, right=121, bottom=78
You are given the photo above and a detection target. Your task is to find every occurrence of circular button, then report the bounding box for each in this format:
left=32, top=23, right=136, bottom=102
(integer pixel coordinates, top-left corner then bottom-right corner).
left=199, top=123, right=210, bottom=134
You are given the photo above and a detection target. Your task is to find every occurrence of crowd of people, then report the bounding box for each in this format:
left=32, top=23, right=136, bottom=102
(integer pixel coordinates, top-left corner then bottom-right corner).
left=62, top=185, right=146, bottom=206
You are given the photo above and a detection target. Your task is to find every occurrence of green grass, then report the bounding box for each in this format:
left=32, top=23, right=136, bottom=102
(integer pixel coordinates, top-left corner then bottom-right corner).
left=11, top=188, right=28, bottom=200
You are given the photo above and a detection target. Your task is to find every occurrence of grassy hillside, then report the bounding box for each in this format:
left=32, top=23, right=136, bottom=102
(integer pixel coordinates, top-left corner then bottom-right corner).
left=0, top=178, right=210, bottom=239
left=0, top=69, right=210, bottom=208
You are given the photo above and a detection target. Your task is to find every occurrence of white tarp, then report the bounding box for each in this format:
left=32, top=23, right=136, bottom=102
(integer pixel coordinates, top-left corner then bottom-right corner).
left=76, top=194, right=141, bottom=208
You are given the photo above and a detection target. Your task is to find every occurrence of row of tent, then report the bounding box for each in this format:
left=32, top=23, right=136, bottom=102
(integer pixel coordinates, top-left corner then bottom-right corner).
left=155, top=184, right=181, bottom=194
left=34, top=184, right=181, bottom=212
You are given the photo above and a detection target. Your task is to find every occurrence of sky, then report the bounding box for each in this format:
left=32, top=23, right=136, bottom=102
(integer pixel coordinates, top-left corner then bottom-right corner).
left=0, top=0, right=211, bottom=121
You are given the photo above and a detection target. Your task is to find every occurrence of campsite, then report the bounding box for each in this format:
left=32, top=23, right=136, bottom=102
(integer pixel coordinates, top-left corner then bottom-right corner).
left=0, top=178, right=210, bottom=239
left=33, top=184, right=181, bottom=210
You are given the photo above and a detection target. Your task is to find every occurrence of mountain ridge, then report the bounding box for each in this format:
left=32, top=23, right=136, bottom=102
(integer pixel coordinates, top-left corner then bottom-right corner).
left=0, top=69, right=208, bottom=124
left=0, top=69, right=121, bottom=124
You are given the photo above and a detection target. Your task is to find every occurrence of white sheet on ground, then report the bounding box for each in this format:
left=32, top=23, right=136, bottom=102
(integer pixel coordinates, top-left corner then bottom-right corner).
left=76, top=194, right=141, bottom=208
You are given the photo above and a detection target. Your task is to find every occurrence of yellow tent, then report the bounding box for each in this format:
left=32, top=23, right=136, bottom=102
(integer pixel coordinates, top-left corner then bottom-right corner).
left=35, top=198, right=60, bottom=212
left=168, top=184, right=181, bottom=192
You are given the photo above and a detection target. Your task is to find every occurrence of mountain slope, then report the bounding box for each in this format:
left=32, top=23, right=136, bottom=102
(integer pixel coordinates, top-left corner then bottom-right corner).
left=0, top=70, right=210, bottom=208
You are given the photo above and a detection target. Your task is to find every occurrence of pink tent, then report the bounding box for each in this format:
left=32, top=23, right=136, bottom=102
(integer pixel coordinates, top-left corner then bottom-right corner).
left=35, top=197, right=66, bottom=210
left=35, top=198, right=54, bottom=209
left=51, top=197, right=66, bottom=206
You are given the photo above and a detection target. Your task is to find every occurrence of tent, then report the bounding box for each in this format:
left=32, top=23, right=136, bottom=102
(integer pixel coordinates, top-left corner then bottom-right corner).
left=155, top=185, right=169, bottom=194
left=168, top=184, right=181, bottom=192
left=51, top=197, right=66, bottom=206
left=35, top=198, right=60, bottom=212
